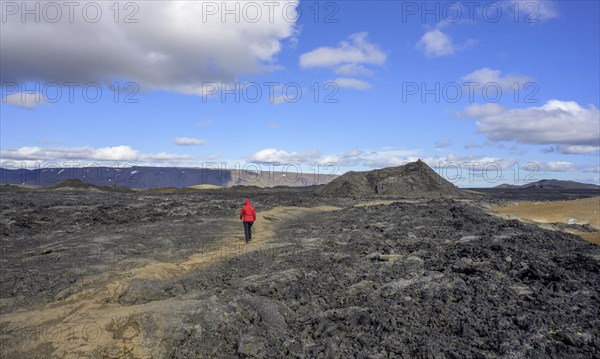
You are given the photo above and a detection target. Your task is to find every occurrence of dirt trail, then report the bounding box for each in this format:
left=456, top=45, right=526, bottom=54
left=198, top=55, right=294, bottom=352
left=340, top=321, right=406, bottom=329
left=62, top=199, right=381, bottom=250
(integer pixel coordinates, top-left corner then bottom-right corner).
left=354, top=200, right=399, bottom=207
left=353, top=199, right=430, bottom=207
left=0, top=205, right=341, bottom=358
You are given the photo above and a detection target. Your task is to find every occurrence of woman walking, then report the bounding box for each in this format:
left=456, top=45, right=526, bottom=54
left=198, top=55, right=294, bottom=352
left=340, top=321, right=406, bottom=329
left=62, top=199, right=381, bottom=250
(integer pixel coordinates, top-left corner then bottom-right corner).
left=239, top=198, right=256, bottom=243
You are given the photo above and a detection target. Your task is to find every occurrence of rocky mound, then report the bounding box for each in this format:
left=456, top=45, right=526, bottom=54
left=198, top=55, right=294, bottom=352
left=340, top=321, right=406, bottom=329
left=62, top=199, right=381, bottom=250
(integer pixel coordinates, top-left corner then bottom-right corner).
left=317, top=159, right=466, bottom=197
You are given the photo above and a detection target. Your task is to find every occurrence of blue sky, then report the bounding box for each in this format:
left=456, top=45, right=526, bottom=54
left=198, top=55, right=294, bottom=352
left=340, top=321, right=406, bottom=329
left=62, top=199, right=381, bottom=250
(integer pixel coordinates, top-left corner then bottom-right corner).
left=1, top=0, right=599, bottom=187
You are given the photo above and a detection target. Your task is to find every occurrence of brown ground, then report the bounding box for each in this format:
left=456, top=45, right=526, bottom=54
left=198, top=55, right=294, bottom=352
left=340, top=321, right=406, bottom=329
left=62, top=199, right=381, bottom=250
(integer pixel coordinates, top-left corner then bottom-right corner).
left=491, top=197, right=600, bottom=244
left=2, top=190, right=599, bottom=357
left=0, top=205, right=341, bottom=358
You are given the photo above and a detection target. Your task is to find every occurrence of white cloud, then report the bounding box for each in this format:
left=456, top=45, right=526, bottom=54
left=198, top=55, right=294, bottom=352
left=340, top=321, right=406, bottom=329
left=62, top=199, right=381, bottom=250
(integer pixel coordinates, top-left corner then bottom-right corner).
left=461, top=68, right=532, bottom=90
left=460, top=103, right=506, bottom=118
left=334, top=63, right=373, bottom=76
left=416, top=28, right=476, bottom=58
left=3, top=92, right=47, bottom=109
left=534, top=161, right=578, bottom=172
left=0, top=145, right=192, bottom=165
left=247, top=148, right=321, bottom=164
left=271, top=95, right=286, bottom=105
left=261, top=83, right=287, bottom=105
left=556, top=145, right=600, bottom=155
left=417, top=29, right=455, bottom=58
left=174, top=137, right=206, bottom=146
left=504, top=0, right=559, bottom=22
left=93, top=145, right=139, bottom=160
left=331, top=77, right=371, bottom=90
left=299, top=33, right=386, bottom=90
left=248, top=147, right=422, bottom=169
left=1, top=1, right=299, bottom=96
left=440, top=153, right=515, bottom=170
left=465, top=100, right=600, bottom=147
left=319, top=148, right=423, bottom=168
left=361, top=151, right=426, bottom=168
left=267, top=122, right=281, bottom=129
left=300, top=33, right=386, bottom=69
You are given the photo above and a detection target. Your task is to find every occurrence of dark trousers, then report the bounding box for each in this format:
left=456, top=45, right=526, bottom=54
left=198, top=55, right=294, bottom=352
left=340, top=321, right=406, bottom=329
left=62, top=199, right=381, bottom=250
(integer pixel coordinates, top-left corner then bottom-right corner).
left=243, top=221, right=254, bottom=242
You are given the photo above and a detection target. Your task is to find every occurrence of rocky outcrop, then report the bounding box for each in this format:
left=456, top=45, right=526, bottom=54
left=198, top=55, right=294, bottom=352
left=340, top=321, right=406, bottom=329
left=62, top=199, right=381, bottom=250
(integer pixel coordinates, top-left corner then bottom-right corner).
left=317, top=160, right=466, bottom=197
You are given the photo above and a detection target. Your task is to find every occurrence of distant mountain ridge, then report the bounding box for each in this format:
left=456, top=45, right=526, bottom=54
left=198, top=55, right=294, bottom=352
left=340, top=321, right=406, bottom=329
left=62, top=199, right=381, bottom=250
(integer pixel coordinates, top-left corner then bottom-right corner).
left=0, top=166, right=336, bottom=189
left=495, top=179, right=600, bottom=190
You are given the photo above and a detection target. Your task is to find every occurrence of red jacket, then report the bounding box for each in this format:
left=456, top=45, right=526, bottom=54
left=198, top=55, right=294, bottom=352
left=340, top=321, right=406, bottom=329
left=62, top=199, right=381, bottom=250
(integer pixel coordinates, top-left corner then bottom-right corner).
left=240, top=199, right=256, bottom=222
